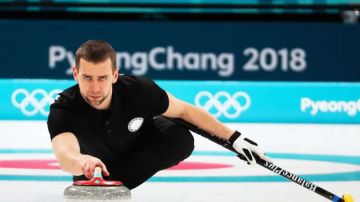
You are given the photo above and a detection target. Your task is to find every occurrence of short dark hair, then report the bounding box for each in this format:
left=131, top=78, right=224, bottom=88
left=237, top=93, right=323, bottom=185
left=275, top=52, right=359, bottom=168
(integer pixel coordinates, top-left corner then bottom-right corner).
left=75, top=40, right=117, bottom=70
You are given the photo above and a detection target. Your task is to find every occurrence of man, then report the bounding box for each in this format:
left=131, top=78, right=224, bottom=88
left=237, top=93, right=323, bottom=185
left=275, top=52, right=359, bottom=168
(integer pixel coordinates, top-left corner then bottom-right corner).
left=48, top=40, right=269, bottom=190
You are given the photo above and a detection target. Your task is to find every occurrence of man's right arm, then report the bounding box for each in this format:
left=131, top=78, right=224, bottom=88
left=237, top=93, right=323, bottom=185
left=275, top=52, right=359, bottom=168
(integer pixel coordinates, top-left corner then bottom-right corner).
left=51, top=132, right=109, bottom=178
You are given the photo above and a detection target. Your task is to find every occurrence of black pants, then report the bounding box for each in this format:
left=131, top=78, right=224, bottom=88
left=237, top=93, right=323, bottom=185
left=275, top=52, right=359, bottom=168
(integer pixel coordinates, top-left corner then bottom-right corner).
left=74, top=116, right=194, bottom=189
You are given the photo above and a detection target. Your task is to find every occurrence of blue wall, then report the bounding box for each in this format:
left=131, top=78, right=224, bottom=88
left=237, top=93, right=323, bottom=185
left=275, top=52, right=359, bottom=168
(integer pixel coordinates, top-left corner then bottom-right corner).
left=1, top=19, right=359, bottom=81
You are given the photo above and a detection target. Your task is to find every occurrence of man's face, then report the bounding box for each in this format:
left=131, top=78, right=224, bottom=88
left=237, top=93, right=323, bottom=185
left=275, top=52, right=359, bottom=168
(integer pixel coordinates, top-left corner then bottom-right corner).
left=73, top=58, right=118, bottom=110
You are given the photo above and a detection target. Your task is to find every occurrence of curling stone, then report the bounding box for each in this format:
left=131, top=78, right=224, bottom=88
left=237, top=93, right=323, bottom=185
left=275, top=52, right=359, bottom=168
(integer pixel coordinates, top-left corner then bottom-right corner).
left=64, top=167, right=131, bottom=201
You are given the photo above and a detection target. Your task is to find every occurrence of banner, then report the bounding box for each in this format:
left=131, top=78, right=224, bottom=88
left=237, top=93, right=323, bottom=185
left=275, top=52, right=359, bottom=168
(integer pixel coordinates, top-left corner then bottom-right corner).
left=1, top=79, right=359, bottom=123
left=0, top=19, right=359, bottom=81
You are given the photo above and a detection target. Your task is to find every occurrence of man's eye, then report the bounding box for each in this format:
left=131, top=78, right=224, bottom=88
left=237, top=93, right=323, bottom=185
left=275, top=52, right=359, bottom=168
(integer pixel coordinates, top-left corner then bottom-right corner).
left=83, top=76, right=91, bottom=80
left=99, top=77, right=108, bottom=81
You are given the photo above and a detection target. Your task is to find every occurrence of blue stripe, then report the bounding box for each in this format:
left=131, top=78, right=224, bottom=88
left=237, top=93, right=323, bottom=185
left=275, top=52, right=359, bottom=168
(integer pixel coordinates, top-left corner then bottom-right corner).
left=2, top=149, right=360, bottom=165
left=0, top=175, right=71, bottom=181
left=192, top=151, right=360, bottom=165
left=0, top=149, right=53, bottom=154
left=269, top=153, right=360, bottom=165
left=149, top=171, right=360, bottom=182
left=1, top=171, right=359, bottom=182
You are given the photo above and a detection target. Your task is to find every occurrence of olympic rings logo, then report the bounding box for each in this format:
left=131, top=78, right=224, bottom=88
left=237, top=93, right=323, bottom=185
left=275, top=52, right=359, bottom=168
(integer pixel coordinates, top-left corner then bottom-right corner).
left=195, top=91, right=251, bottom=119
left=11, top=89, right=62, bottom=116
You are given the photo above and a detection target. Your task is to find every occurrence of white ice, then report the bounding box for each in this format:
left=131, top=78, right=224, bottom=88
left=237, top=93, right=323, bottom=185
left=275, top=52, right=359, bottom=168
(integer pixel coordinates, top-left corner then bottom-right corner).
left=0, top=121, right=359, bottom=202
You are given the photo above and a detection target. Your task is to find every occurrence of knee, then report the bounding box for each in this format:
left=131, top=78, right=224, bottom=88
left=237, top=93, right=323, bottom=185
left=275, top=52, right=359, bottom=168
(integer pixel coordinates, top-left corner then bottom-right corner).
left=167, top=125, right=194, bottom=161
left=151, top=116, right=194, bottom=161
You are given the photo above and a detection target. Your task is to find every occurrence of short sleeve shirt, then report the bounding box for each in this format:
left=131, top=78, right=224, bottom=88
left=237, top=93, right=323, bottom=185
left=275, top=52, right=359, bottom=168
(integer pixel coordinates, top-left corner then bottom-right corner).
left=47, top=75, right=169, bottom=163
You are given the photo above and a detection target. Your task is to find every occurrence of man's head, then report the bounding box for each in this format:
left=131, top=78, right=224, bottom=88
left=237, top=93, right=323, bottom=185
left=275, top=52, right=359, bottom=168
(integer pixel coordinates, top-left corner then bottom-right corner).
left=73, top=40, right=118, bottom=110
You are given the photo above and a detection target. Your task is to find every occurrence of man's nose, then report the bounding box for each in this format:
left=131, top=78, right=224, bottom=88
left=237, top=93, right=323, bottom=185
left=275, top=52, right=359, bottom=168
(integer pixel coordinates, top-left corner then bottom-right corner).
left=89, top=80, right=101, bottom=92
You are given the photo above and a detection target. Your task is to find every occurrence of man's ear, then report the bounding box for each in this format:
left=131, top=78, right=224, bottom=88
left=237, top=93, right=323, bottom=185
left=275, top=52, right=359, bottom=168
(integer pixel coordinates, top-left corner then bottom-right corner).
left=112, top=68, right=119, bottom=84
left=72, top=67, right=78, bottom=82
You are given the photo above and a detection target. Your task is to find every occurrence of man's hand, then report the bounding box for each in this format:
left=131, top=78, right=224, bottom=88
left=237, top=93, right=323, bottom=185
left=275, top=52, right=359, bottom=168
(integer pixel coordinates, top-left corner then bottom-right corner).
left=229, top=131, right=271, bottom=165
left=78, top=155, right=110, bottom=179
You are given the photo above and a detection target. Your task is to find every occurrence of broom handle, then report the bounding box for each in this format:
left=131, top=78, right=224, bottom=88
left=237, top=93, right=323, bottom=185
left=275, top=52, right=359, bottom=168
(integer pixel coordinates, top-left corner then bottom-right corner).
left=167, top=117, right=344, bottom=202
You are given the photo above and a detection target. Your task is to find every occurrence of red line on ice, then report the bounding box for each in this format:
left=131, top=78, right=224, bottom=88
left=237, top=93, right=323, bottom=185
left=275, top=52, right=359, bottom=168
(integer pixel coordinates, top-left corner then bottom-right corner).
left=0, top=160, right=233, bottom=170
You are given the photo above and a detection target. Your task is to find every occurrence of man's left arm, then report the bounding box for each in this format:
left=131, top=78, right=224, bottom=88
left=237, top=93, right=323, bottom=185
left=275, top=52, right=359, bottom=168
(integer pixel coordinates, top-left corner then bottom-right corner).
left=162, top=92, right=234, bottom=140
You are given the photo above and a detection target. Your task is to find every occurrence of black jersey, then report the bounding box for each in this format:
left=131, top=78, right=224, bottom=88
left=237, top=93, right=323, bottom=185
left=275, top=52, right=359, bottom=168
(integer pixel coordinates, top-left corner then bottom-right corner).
left=47, top=75, right=169, bottom=163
